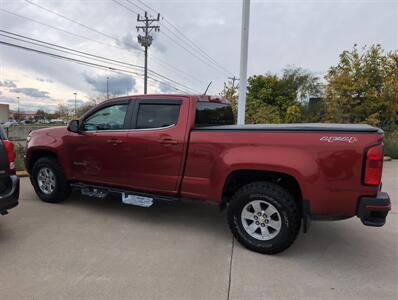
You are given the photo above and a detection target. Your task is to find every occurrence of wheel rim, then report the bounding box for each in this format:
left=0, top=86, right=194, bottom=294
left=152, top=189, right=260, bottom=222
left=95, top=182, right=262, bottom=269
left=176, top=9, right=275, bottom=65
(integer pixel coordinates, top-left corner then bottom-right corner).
left=241, top=199, right=282, bottom=241
left=37, top=167, right=56, bottom=195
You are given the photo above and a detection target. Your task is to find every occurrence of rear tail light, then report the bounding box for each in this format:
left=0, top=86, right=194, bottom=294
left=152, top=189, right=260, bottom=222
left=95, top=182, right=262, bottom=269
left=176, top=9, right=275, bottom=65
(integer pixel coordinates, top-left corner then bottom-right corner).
left=363, top=144, right=384, bottom=185
left=3, top=140, right=16, bottom=170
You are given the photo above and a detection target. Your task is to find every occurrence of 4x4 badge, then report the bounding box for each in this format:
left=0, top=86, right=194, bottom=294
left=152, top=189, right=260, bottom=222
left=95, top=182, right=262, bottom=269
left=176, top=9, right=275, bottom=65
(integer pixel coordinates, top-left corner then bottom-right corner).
left=320, top=136, right=358, bottom=143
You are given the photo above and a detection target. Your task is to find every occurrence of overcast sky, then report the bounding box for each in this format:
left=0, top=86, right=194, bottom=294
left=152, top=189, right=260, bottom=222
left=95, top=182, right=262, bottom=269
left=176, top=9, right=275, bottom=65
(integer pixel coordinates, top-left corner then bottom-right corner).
left=0, top=0, right=397, bottom=112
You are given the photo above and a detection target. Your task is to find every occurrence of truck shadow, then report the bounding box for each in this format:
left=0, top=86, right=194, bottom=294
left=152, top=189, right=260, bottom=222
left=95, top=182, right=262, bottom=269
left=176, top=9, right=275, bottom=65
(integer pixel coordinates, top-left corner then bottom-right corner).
left=65, top=190, right=231, bottom=240
left=62, top=190, right=394, bottom=262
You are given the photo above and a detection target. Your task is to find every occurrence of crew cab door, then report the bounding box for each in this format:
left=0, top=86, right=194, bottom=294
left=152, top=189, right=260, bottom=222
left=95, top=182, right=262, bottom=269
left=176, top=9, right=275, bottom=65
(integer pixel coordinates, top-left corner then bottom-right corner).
left=124, top=98, right=189, bottom=194
left=68, top=100, right=132, bottom=187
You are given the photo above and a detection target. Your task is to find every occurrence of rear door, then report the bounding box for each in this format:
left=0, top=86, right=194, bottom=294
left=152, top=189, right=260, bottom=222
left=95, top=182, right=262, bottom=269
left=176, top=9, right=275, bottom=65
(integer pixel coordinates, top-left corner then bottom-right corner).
left=124, top=98, right=189, bottom=194
left=68, top=100, right=132, bottom=187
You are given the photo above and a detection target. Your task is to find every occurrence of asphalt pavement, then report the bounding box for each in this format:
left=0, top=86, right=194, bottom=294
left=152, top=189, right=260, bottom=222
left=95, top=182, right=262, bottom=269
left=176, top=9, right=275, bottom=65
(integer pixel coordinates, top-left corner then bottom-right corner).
left=0, top=162, right=397, bottom=300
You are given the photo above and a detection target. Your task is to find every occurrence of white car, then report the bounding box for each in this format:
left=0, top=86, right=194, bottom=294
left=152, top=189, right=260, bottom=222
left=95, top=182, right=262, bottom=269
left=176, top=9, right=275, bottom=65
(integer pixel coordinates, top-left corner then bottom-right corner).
left=3, top=120, right=18, bottom=128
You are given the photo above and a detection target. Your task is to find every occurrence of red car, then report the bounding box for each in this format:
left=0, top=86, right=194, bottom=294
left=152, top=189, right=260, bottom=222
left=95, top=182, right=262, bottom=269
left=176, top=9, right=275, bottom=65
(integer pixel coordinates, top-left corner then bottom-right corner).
left=0, top=125, right=19, bottom=215
left=25, top=95, right=391, bottom=254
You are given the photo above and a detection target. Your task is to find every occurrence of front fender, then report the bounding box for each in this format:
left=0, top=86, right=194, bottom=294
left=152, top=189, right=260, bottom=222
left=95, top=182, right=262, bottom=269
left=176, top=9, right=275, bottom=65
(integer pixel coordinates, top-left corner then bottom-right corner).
left=26, top=129, right=71, bottom=177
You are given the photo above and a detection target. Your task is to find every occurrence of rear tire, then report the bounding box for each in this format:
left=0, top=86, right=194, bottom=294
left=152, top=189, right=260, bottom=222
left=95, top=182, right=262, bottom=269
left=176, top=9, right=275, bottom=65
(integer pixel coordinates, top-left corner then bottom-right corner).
left=31, top=157, right=70, bottom=203
left=227, top=181, right=301, bottom=254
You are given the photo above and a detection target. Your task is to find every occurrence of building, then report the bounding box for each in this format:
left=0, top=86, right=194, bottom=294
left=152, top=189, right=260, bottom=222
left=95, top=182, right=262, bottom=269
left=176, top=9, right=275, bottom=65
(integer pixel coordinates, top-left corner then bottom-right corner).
left=0, top=103, right=10, bottom=123
left=9, top=111, right=38, bottom=120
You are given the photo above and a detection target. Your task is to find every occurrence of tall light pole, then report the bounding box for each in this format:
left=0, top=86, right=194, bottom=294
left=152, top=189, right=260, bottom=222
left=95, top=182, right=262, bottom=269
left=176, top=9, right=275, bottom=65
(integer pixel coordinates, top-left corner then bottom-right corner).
left=17, top=96, right=20, bottom=121
left=73, top=92, right=77, bottom=118
left=237, top=0, right=251, bottom=125
left=106, top=76, right=109, bottom=99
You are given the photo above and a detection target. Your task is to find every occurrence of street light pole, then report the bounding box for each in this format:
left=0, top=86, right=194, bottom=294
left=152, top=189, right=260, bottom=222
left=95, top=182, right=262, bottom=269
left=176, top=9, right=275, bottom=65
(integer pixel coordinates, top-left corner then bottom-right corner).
left=17, top=96, right=20, bottom=121
left=237, top=0, right=250, bottom=125
left=73, top=92, right=77, bottom=118
left=106, top=76, right=109, bottom=99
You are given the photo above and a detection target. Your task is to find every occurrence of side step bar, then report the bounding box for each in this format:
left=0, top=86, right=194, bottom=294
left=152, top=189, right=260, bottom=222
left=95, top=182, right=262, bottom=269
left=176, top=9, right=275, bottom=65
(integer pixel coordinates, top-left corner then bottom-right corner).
left=70, top=182, right=179, bottom=207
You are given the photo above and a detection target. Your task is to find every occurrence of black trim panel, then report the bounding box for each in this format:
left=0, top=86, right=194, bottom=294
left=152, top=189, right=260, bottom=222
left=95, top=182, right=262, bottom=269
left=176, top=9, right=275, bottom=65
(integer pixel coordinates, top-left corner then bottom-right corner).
left=193, top=123, right=383, bottom=134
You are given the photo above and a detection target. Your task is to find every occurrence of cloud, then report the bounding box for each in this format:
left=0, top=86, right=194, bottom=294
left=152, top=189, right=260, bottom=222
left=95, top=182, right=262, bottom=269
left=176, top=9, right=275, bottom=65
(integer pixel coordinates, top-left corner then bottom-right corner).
left=0, top=80, right=17, bottom=88
left=117, top=33, right=141, bottom=51
left=84, top=73, right=136, bottom=95
left=0, top=96, right=17, bottom=104
left=67, top=99, right=85, bottom=106
left=36, top=77, right=54, bottom=83
left=159, top=82, right=177, bottom=93
left=10, top=88, right=50, bottom=98
left=154, top=38, right=167, bottom=53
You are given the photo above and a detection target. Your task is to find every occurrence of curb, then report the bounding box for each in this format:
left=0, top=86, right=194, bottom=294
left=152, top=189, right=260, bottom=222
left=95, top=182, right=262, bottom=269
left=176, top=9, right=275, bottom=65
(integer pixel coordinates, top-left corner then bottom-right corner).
left=384, top=156, right=392, bottom=161
left=16, top=170, right=29, bottom=177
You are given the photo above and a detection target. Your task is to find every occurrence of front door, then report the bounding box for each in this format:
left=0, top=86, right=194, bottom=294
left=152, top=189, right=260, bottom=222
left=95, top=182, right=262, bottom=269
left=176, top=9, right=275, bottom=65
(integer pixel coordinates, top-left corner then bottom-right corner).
left=68, top=101, right=130, bottom=187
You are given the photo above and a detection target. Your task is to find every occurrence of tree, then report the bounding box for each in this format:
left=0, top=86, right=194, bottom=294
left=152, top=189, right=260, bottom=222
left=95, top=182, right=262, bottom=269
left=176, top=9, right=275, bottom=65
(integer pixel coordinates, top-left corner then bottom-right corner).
left=219, top=79, right=238, bottom=120
left=245, top=67, right=322, bottom=123
left=35, top=109, right=46, bottom=121
left=324, top=44, right=398, bottom=131
left=76, top=99, right=98, bottom=117
left=57, top=104, right=70, bottom=121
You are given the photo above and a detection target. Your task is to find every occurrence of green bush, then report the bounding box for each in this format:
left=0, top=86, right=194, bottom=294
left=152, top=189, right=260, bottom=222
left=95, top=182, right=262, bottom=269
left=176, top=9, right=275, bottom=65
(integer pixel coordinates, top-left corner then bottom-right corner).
left=14, top=143, right=26, bottom=171
left=384, top=133, right=398, bottom=159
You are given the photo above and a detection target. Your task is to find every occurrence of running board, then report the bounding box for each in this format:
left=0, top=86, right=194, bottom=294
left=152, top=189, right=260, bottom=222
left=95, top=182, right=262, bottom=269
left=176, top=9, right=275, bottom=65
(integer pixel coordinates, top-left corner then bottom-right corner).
left=70, top=182, right=179, bottom=207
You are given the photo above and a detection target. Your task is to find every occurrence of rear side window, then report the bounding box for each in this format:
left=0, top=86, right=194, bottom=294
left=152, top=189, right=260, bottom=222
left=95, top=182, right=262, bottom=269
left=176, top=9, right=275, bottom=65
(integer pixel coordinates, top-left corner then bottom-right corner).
left=195, top=102, right=234, bottom=127
left=136, top=104, right=180, bottom=129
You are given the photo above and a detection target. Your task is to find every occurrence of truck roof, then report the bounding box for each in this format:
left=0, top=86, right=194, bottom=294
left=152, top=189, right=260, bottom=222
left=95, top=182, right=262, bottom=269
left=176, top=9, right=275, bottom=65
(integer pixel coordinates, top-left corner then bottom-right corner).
left=110, top=94, right=228, bottom=104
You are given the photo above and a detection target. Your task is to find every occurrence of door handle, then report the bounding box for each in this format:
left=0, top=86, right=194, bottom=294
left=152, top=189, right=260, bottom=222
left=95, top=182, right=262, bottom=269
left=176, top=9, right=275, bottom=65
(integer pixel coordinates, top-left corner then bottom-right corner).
left=107, top=139, right=123, bottom=145
left=160, top=138, right=177, bottom=145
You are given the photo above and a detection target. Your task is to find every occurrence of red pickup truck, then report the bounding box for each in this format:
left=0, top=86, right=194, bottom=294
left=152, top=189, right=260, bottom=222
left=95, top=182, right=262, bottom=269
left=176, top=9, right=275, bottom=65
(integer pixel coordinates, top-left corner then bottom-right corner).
left=25, top=95, right=391, bottom=254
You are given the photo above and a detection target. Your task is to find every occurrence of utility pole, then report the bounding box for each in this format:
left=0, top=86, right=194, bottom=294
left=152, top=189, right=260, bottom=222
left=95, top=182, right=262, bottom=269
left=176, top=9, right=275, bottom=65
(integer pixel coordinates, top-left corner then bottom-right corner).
left=237, top=0, right=250, bottom=125
left=73, top=92, right=77, bottom=118
left=106, top=76, right=109, bottom=99
left=228, top=76, right=239, bottom=89
left=136, top=12, right=160, bottom=94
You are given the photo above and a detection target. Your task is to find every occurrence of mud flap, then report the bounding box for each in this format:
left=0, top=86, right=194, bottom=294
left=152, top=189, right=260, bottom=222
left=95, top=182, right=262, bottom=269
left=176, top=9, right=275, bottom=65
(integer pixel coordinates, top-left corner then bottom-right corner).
left=302, top=199, right=311, bottom=233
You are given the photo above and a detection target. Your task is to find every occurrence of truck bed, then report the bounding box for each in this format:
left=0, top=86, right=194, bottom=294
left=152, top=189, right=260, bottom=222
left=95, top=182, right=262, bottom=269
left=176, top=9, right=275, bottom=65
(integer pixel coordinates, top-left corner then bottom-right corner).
left=194, top=123, right=382, bottom=133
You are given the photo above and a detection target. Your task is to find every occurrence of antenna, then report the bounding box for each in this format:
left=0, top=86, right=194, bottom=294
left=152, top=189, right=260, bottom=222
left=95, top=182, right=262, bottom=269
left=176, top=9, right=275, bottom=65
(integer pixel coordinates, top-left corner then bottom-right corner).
left=203, top=81, right=212, bottom=95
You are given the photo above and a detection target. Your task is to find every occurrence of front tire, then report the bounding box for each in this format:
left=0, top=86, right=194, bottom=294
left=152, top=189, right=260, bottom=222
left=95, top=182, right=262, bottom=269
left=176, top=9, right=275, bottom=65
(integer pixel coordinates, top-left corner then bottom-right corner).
left=31, top=157, right=70, bottom=203
left=227, top=181, right=301, bottom=254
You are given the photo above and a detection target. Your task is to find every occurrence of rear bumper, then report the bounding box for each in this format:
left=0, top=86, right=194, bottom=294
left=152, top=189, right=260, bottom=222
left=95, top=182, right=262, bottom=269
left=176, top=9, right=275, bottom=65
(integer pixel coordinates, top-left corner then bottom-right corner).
left=357, top=192, right=391, bottom=227
left=0, top=175, right=20, bottom=215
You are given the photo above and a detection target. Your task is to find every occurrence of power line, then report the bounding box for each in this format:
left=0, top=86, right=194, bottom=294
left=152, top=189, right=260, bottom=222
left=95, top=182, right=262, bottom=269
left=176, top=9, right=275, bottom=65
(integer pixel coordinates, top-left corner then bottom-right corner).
left=127, top=0, right=234, bottom=76
left=0, top=30, right=143, bottom=70
left=0, top=40, right=195, bottom=93
left=1, top=8, right=203, bottom=88
left=24, top=0, right=118, bottom=42
left=116, top=0, right=232, bottom=78
left=0, top=40, right=141, bottom=76
left=160, top=30, right=227, bottom=78
left=111, top=0, right=139, bottom=15
left=0, top=8, right=129, bottom=52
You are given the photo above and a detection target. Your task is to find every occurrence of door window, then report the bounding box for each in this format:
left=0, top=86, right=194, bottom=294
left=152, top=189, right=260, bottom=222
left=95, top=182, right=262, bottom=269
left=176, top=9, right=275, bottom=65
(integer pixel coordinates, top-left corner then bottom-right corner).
left=136, top=104, right=180, bottom=129
left=83, top=104, right=128, bottom=131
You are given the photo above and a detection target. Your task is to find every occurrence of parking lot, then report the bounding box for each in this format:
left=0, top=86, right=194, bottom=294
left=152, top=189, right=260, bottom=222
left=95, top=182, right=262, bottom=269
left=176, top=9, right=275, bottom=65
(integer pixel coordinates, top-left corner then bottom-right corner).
left=0, top=161, right=397, bottom=300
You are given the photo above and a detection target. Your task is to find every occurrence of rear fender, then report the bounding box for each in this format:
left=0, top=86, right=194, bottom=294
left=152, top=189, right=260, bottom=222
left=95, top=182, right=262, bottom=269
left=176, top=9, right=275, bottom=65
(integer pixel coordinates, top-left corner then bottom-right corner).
left=212, top=146, right=317, bottom=202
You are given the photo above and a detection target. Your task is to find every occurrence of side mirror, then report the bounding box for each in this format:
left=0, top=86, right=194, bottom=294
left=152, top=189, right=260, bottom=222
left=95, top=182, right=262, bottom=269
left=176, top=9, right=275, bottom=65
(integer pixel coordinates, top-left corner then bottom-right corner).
left=67, top=119, right=80, bottom=133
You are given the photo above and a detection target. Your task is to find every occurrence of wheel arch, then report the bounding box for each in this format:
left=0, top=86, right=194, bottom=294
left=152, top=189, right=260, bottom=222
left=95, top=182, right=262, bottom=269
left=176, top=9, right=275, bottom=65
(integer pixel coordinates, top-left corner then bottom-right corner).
left=26, top=148, right=59, bottom=174
left=221, top=169, right=303, bottom=210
